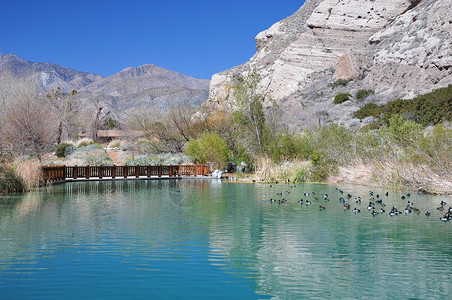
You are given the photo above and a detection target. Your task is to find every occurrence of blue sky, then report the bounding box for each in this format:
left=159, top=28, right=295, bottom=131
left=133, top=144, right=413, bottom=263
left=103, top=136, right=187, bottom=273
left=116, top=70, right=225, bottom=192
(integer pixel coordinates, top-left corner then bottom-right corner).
left=1, top=0, right=304, bottom=79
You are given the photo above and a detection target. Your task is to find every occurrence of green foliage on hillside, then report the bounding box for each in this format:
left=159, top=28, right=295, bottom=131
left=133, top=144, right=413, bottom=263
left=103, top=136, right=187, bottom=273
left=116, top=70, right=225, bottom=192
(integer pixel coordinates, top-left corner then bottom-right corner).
left=355, top=89, right=375, bottom=101
left=353, top=85, right=452, bottom=126
left=334, top=93, right=352, bottom=104
left=332, top=79, right=349, bottom=89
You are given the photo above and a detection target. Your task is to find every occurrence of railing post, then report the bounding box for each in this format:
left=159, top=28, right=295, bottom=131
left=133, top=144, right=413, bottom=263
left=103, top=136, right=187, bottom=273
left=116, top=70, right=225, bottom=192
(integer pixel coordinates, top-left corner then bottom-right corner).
left=169, top=165, right=172, bottom=177
left=112, top=165, right=116, bottom=178
left=73, top=166, right=77, bottom=179
left=124, top=166, right=128, bottom=178
left=147, top=165, right=151, bottom=177
left=136, top=165, right=139, bottom=178
left=158, top=165, right=162, bottom=177
left=85, top=165, right=89, bottom=179
left=99, top=165, right=103, bottom=179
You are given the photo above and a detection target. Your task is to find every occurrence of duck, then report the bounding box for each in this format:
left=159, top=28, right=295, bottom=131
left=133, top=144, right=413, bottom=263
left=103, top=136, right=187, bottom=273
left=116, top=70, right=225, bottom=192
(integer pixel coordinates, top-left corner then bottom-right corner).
left=379, top=208, right=385, bottom=214
left=406, top=193, right=411, bottom=197
left=376, top=194, right=380, bottom=199
left=407, top=201, right=414, bottom=207
left=276, top=192, right=283, bottom=196
left=324, top=198, right=330, bottom=202
left=371, top=210, right=378, bottom=216
left=353, top=208, right=360, bottom=214
left=401, top=195, right=406, bottom=200
left=369, top=191, right=374, bottom=196
left=343, top=203, right=351, bottom=209
left=319, top=206, right=326, bottom=210
left=437, top=206, right=445, bottom=211
left=440, top=200, right=447, bottom=206
left=306, top=200, right=311, bottom=205
left=355, top=198, right=362, bottom=204
left=347, top=194, right=352, bottom=198
left=323, top=194, right=329, bottom=198
left=339, top=197, right=346, bottom=203
left=298, top=199, right=304, bottom=204
left=385, top=192, right=389, bottom=196
left=425, top=211, right=431, bottom=216
left=440, top=216, right=449, bottom=222
left=304, top=192, right=310, bottom=196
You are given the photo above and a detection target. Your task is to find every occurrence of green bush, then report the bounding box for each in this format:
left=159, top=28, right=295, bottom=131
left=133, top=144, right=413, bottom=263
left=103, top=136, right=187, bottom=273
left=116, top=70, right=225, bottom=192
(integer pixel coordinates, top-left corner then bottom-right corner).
left=353, top=103, right=380, bottom=119
left=332, top=79, right=349, bottom=89
left=55, top=143, right=74, bottom=157
left=356, top=89, right=375, bottom=101
left=353, top=84, right=452, bottom=126
left=334, top=93, right=352, bottom=104
left=185, top=132, right=230, bottom=169
left=0, top=167, right=25, bottom=194
left=267, top=132, right=313, bottom=162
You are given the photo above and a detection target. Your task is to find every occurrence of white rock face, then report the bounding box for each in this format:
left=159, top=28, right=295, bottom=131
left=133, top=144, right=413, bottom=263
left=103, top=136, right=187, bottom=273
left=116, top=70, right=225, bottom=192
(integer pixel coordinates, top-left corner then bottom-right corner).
left=367, top=0, right=452, bottom=97
left=209, top=0, right=452, bottom=129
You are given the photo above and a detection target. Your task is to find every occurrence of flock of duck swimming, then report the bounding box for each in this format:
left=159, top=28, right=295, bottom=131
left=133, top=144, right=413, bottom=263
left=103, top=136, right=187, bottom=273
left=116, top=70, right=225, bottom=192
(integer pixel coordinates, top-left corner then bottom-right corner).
left=268, top=185, right=452, bottom=222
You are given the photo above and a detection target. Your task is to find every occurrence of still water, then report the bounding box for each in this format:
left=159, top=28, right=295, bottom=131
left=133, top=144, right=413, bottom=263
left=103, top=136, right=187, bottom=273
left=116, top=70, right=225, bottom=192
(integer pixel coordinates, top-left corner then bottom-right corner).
left=0, top=179, right=451, bottom=299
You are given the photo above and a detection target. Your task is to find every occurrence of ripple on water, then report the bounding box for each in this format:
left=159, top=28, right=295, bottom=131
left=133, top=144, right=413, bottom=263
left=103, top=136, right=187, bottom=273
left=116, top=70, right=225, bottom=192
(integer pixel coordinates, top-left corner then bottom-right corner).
left=0, top=181, right=451, bottom=299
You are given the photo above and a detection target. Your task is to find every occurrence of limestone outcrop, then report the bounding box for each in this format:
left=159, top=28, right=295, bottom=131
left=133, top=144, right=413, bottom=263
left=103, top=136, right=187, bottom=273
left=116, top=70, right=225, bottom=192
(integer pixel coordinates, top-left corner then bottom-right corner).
left=209, top=0, right=452, bottom=129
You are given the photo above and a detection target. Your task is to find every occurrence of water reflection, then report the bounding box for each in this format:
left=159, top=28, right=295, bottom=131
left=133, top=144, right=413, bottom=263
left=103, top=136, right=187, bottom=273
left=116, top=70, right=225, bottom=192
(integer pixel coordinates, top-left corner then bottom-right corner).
left=0, top=180, right=451, bottom=299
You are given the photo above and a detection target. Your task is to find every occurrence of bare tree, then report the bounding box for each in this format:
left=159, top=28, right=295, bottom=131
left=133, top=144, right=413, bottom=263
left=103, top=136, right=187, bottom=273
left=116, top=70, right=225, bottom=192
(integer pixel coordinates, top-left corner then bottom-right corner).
left=1, top=95, right=57, bottom=161
left=89, top=97, right=110, bottom=142
left=46, top=87, right=81, bottom=143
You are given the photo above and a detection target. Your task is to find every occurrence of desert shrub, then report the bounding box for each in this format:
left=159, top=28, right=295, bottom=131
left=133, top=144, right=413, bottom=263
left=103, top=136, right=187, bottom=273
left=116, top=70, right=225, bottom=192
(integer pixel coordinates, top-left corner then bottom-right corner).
left=108, top=140, right=123, bottom=149
left=356, top=89, right=375, bottom=101
left=334, top=93, right=352, bottom=104
left=124, top=153, right=191, bottom=166
left=332, top=79, right=349, bottom=89
left=55, top=142, right=74, bottom=157
left=135, top=139, right=153, bottom=154
left=76, top=138, right=92, bottom=148
left=185, top=132, right=230, bottom=169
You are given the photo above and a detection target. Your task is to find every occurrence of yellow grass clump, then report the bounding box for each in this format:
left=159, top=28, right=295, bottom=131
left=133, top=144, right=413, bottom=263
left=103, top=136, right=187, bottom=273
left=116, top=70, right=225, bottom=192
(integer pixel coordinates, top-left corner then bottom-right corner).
left=252, top=156, right=311, bottom=183
left=13, top=158, right=43, bottom=190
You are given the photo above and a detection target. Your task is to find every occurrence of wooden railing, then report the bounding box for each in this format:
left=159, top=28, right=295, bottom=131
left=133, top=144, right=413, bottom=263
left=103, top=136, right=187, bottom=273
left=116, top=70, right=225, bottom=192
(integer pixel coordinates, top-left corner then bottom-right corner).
left=42, top=164, right=211, bottom=182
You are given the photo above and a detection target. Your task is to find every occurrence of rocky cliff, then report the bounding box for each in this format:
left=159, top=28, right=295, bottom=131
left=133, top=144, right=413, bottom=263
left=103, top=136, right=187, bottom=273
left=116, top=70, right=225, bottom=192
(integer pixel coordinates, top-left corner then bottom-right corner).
left=209, top=0, right=452, bottom=129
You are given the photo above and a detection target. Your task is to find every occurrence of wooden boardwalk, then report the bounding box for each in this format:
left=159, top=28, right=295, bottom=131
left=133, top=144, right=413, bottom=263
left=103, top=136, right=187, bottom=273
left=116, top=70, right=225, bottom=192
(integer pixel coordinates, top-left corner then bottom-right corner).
left=42, top=164, right=211, bottom=182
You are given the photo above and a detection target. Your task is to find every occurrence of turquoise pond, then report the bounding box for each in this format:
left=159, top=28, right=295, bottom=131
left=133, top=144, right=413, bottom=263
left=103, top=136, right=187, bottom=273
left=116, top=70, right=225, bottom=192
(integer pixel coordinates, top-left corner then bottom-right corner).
left=0, top=179, right=451, bottom=299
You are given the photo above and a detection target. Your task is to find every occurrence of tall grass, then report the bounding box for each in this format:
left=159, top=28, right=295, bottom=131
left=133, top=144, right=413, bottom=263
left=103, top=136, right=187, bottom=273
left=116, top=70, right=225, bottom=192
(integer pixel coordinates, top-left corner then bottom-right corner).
left=256, top=117, right=452, bottom=194
left=252, top=156, right=311, bottom=183
left=13, top=158, right=43, bottom=190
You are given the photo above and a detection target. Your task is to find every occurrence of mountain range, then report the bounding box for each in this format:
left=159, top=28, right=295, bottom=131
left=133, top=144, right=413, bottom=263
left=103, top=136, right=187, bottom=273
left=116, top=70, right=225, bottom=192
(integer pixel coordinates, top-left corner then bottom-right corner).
left=0, top=54, right=210, bottom=120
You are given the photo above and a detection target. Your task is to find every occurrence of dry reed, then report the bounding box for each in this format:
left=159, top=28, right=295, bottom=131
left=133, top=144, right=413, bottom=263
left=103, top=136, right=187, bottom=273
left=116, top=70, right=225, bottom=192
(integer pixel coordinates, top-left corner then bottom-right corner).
left=13, top=158, right=43, bottom=190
